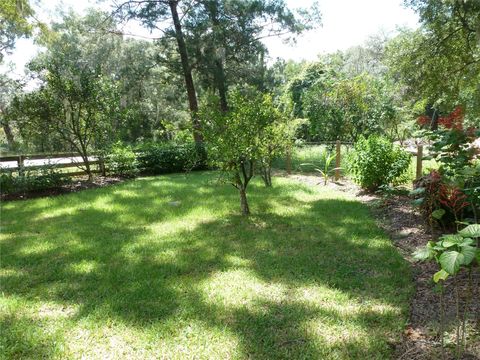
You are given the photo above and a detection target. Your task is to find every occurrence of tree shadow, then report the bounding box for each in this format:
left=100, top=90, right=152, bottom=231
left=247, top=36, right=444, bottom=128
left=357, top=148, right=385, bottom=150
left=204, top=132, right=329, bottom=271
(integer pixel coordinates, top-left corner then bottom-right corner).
left=1, top=172, right=412, bottom=358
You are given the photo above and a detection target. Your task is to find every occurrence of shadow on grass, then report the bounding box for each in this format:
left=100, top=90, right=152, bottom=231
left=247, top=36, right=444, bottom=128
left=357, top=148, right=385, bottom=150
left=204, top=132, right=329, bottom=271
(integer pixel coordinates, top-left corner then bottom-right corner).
left=1, top=172, right=411, bottom=358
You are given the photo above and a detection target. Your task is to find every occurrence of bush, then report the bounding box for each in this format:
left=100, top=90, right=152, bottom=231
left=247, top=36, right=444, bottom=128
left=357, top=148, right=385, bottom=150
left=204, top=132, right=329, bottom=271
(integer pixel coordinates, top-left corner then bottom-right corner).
left=105, top=142, right=138, bottom=177
left=0, top=166, right=70, bottom=195
left=348, top=135, right=411, bottom=191
left=136, top=142, right=207, bottom=175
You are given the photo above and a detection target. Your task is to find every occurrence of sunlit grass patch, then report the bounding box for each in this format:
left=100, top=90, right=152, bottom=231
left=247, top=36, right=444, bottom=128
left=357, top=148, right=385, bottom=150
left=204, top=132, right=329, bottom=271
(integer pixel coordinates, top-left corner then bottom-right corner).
left=0, top=171, right=412, bottom=359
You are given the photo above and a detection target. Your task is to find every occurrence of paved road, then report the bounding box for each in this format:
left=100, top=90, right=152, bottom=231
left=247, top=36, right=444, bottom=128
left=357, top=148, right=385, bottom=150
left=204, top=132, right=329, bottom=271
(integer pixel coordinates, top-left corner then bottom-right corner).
left=0, top=156, right=97, bottom=170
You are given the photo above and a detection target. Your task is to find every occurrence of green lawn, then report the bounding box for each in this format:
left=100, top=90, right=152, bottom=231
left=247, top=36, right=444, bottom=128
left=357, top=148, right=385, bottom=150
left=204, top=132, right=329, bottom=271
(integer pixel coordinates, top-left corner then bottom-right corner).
left=1, top=172, right=412, bottom=359
left=273, top=144, right=352, bottom=174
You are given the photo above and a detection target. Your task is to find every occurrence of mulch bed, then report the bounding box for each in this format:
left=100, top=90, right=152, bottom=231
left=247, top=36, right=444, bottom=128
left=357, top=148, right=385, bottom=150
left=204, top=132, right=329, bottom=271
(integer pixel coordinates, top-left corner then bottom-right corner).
left=285, top=172, right=480, bottom=360
left=1, top=176, right=125, bottom=201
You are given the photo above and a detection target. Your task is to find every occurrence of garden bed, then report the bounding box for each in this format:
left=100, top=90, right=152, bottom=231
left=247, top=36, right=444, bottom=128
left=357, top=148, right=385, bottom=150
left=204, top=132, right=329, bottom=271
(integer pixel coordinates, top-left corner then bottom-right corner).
left=286, top=172, right=480, bottom=359
left=1, top=176, right=125, bottom=201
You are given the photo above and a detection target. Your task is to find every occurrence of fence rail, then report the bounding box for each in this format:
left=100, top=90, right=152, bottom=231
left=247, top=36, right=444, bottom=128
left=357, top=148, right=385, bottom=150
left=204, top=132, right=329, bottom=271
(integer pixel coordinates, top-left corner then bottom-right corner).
left=1, top=142, right=427, bottom=180
left=284, top=140, right=426, bottom=180
left=0, top=153, right=103, bottom=177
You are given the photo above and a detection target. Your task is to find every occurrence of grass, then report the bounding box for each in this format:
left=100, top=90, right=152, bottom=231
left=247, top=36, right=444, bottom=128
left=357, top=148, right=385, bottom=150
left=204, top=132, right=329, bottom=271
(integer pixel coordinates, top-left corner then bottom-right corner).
left=0, top=172, right=413, bottom=359
left=273, top=145, right=352, bottom=174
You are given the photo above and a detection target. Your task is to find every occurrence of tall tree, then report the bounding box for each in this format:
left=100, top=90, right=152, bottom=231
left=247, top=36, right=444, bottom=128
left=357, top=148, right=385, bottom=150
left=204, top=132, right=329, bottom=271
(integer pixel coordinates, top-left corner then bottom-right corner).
left=184, top=0, right=321, bottom=112
left=22, top=11, right=123, bottom=179
left=0, top=0, right=35, bottom=62
left=387, top=1, right=480, bottom=124
left=116, top=0, right=203, bottom=142
left=0, top=73, right=21, bottom=149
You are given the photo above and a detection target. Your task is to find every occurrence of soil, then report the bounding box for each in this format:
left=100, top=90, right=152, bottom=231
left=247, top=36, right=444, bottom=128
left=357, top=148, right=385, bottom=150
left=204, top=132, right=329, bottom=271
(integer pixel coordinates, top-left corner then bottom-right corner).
left=284, top=172, right=480, bottom=360
left=1, top=176, right=125, bottom=201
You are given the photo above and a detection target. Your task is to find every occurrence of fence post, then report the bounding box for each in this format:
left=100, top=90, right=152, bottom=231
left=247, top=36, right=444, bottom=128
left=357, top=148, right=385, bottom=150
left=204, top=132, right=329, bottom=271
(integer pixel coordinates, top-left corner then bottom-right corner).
left=286, top=145, right=292, bottom=175
left=335, top=140, right=341, bottom=181
left=99, top=156, right=106, bottom=176
left=416, top=145, right=423, bottom=180
left=18, top=155, right=24, bottom=176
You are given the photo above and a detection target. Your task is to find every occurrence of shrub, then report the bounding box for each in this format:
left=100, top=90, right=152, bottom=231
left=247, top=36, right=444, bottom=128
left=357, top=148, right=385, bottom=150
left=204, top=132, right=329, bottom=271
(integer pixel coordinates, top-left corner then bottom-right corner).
left=105, top=142, right=138, bottom=178
left=416, top=106, right=479, bottom=224
left=0, top=166, right=70, bottom=195
left=136, top=142, right=207, bottom=175
left=348, top=135, right=411, bottom=191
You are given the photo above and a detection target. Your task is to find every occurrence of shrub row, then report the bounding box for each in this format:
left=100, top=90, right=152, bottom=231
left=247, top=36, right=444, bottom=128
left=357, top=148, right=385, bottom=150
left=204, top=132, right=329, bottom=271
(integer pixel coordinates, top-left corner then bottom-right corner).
left=134, top=142, right=208, bottom=175
left=103, top=141, right=209, bottom=177
left=0, top=167, right=70, bottom=195
left=2, top=137, right=410, bottom=195
left=1, top=142, right=208, bottom=195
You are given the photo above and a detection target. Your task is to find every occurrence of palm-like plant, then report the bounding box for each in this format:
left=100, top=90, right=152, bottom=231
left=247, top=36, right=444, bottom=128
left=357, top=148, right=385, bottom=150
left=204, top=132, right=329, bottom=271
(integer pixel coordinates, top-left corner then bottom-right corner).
left=301, top=149, right=340, bottom=185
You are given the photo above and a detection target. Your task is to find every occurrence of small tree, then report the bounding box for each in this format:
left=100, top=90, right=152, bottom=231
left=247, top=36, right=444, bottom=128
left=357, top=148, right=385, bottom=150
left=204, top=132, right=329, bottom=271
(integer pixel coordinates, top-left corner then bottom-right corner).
left=202, top=90, right=278, bottom=215
left=22, top=12, right=121, bottom=181
left=257, top=109, right=298, bottom=187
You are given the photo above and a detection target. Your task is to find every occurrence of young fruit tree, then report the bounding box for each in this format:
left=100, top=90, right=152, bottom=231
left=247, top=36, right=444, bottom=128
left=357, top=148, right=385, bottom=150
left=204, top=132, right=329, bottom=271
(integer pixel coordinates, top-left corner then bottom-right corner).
left=202, top=90, right=290, bottom=215
left=257, top=101, right=298, bottom=187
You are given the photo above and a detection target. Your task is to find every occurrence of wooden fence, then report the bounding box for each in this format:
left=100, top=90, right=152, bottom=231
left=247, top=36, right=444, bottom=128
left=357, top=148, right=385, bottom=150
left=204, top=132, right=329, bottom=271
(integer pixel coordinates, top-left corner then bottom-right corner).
left=0, top=153, right=105, bottom=177
left=284, top=140, right=425, bottom=180
left=1, top=142, right=426, bottom=180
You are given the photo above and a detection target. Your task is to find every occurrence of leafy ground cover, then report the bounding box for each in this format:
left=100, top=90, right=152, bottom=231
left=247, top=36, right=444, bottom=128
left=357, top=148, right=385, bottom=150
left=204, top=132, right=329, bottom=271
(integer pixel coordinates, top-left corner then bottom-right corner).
left=1, top=172, right=412, bottom=359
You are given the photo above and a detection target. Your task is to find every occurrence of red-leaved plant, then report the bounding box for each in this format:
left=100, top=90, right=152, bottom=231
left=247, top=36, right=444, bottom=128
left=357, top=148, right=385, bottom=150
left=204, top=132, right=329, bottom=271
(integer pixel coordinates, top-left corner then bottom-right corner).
left=438, top=106, right=464, bottom=130
left=438, top=184, right=469, bottom=223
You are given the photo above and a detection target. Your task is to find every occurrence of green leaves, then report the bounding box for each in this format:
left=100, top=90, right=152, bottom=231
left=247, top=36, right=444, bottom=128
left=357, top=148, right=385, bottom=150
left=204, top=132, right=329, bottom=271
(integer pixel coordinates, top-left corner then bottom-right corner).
left=458, top=224, right=480, bottom=239
left=413, top=242, right=435, bottom=261
left=460, top=245, right=477, bottom=266
left=439, top=245, right=477, bottom=275
left=433, top=269, right=449, bottom=283
left=431, top=209, right=445, bottom=220
left=439, top=234, right=465, bottom=248
left=409, top=187, right=426, bottom=196
left=413, top=227, right=479, bottom=282
left=348, top=135, right=411, bottom=191
left=439, top=251, right=464, bottom=275
left=411, top=198, right=424, bottom=207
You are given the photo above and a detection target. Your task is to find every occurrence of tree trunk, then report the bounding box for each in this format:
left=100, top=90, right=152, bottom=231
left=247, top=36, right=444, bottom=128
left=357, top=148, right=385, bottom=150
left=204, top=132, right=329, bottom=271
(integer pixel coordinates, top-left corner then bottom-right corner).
left=169, top=0, right=203, bottom=143
left=85, top=160, right=93, bottom=182
left=426, top=104, right=439, bottom=131
left=205, top=1, right=228, bottom=113
left=2, top=121, right=15, bottom=149
left=239, top=187, right=250, bottom=216
left=262, top=163, right=272, bottom=187
left=78, top=139, right=93, bottom=182
left=214, top=58, right=228, bottom=112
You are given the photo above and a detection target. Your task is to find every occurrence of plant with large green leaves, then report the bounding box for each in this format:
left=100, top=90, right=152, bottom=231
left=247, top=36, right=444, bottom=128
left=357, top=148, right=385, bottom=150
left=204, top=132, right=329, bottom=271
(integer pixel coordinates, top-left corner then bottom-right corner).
left=414, top=224, right=480, bottom=358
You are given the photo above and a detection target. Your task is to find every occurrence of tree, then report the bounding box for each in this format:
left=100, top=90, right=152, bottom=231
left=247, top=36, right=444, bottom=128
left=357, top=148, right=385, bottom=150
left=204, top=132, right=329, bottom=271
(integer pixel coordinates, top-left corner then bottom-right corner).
left=386, top=1, right=480, bottom=124
left=22, top=11, right=123, bottom=180
left=202, top=90, right=282, bottom=215
left=184, top=0, right=320, bottom=112
left=116, top=0, right=203, bottom=143
left=117, top=0, right=321, bottom=136
left=0, top=0, right=35, bottom=62
left=284, top=59, right=397, bottom=142
left=0, top=72, right=21, bottom=149
left=256, top=99, right=297, bottom=187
